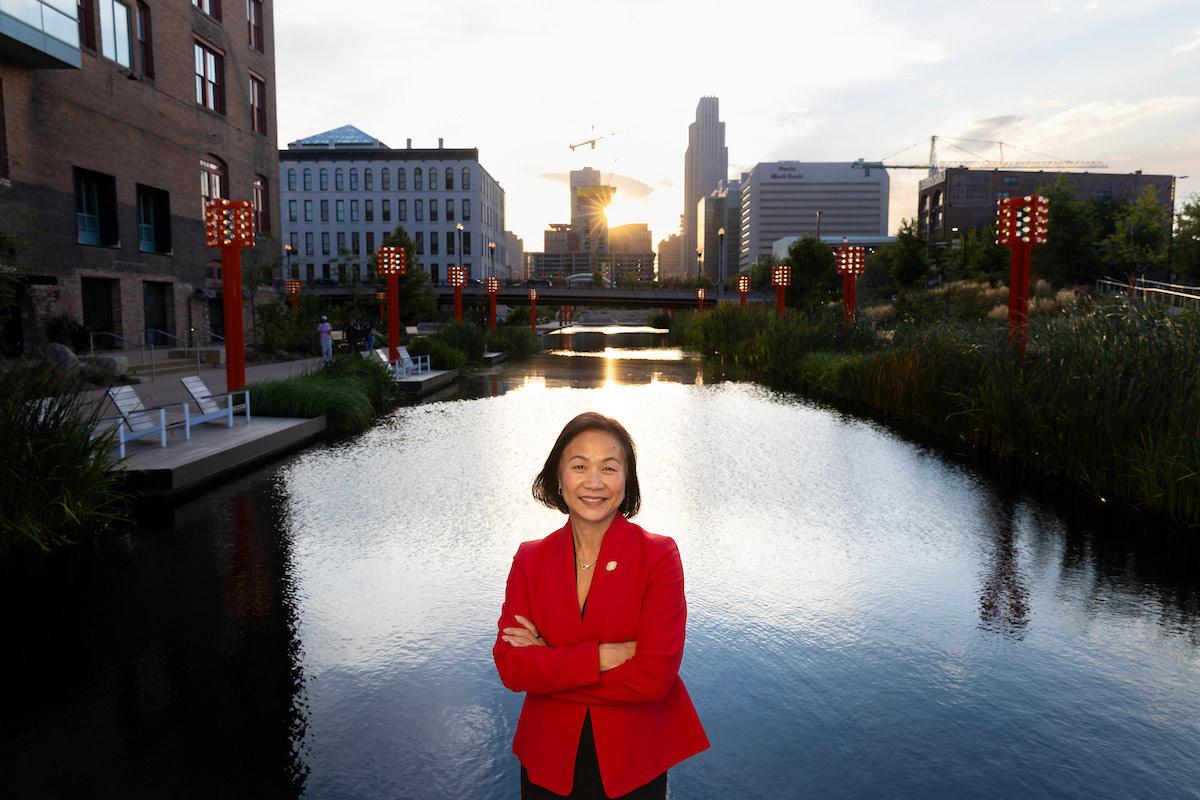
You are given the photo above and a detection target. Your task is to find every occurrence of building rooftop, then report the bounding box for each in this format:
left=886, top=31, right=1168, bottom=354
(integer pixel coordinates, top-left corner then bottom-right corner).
left=288, top=125, right=385, bottom=149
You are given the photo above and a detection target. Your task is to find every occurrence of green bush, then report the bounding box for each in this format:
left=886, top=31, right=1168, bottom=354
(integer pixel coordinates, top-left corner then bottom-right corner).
left=436, top=321, right=487, bottom=363
left=0, top=363, right=129, bottom=553
left=248, top=356, right=393, bottom=436
left=408, top=337, right=467, bottom=370
left=487, top=325, right=539, bottom=357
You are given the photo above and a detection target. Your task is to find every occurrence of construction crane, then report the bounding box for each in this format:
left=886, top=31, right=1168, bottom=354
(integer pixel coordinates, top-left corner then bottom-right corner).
left=853, top=135, right=1106, bottom=175
left=568, top=123, right=641, bottom=152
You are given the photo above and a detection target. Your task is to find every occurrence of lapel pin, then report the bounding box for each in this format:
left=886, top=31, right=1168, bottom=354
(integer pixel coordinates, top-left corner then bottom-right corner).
left=605, top=561, right=617, bottom=572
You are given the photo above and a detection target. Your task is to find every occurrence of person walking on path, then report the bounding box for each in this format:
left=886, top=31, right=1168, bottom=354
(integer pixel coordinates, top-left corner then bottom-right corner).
left=362, top=320, right=374, bottom=352
left=318, top=315, right=333, bottom=363
left=343, top=317, right=361, bottom=354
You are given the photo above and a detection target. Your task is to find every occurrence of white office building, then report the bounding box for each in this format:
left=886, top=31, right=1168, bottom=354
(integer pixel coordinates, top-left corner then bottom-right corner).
left=739, top=162, right=889, bottom=269
left=279, top=125, right=506, bottom=285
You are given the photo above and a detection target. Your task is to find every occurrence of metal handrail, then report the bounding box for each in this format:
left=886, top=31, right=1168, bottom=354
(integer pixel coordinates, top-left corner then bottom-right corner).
left=1096, top=278, right=1200, bottom=312
left=191, top=326, right=225, bottom=343
left=88, top=331, right=157, bottom=381
left=147, top=329, right=203, bottom=374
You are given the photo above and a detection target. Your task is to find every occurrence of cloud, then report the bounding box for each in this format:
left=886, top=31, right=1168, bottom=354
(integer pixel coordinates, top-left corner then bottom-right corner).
left=1172, top=27, right=1200, bottom=54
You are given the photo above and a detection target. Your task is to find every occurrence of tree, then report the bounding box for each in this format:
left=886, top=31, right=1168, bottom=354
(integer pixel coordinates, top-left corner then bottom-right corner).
left=1103, top=185, right=1169, bottom=283
left=785, top=234, right=838, bottom=307
left=1031, top=173, right=1101, bottom=287
left=1172, top=195, right=1200, bottom=283
left=240, top=235, right=279, bottom=346
left=888, top=218, right=927, bottom=291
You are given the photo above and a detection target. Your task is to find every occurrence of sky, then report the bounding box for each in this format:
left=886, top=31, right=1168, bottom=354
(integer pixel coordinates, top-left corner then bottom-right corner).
left=274, top=0, right=1200, bottom=254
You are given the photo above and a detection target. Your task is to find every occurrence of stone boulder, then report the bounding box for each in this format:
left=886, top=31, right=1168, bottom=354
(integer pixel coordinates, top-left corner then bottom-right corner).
left=44, top=342, right=79, bottom=371
left=91, top=355, right=129, bottom=378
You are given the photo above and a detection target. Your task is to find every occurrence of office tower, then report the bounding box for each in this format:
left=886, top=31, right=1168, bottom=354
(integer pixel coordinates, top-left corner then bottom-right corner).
left=683, top=97, right=728, bottom=272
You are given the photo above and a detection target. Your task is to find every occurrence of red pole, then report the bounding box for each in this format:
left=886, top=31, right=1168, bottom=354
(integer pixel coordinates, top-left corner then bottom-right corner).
left=387, top=272, right=400, bottom=362
left=740, top=291, right=747, bottom=307
left=454, top=286, right=463, bottom=322
left=489, top=293, right=497, bottom=331
left=221, top=246, right=246, bottom=392
left=843, top=273, right=857, bottom=324
left=776, top=285, right=786, bottom=316
left=1007, top=243, right=1030, bottom=358
left=530, top=297, right=537, bottom=332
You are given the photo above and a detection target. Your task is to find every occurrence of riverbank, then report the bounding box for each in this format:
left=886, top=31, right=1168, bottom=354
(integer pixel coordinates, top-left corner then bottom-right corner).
left=671, top=300, right=1200, bottom=529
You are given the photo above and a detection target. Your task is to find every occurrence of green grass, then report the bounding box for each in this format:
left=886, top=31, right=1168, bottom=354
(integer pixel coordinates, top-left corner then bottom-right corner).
left=0, top=363, right=130, bottom=553
left=248, top=355, right=394, bottom=436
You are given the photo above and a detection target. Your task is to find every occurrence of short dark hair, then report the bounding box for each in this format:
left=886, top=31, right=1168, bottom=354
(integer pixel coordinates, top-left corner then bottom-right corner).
left=532, top=412, right=641, bottom=518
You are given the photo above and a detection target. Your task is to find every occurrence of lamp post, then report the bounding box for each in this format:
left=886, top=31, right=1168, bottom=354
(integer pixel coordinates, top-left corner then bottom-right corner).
left=717, top=227, right=725, bottom=303
left=377, top=245, right=405, bottom=362
left=696, top=248, right=702, bottom=283
left=996, top=195, right=1049, bottom=359
left=696, top=287, right=706, bottom=311
left=456, top=223, right=464, bottom=280
left=528, top=288, right=538, bottom=333
left=816, top=210, right=822, bottom=241
left=489, top=240, right=496, bottom=279
left=835, top=245, right=866, bottom=325
left=448, top=264, right=466, bottom=322
left=737, top=275, right=750, bottom=307
left=486, top=276, right=500, bottom=331
left=771, top=264, right=791, bottom=317
left=204, top=198, right=254, bottom=392
left=284, top=243, right=293, bottom=280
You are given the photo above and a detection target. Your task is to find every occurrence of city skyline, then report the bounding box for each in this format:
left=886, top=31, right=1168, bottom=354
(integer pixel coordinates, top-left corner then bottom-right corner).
left=275, top=0, right=1199, bottom=255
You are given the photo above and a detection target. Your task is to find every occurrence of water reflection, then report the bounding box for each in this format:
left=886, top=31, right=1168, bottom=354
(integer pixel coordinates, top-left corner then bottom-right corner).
left=5, top=350, right=1200, bottom=799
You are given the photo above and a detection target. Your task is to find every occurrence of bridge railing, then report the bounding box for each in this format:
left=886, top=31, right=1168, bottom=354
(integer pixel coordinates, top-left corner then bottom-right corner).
left=1096, top=277, right=1200, bottom=313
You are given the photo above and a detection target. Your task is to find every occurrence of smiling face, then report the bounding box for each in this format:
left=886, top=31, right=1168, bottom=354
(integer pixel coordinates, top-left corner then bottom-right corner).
left=558, top=429, right=627, bottom=535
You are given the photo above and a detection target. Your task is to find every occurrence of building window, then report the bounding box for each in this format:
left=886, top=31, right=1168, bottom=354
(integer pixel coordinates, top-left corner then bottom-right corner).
left=304, top=199, right=312, bottom=222
left=321, top=232, right=330, bottom=256
left=320, top=199, right=329, bottom=222
left=200, top=155, right=226, bottom=215
left=1097, top=190, right=1113, bottom=201
left=319, top=169, right=328, bottom=191
left=1003, top=177, right=1019, bottom=187
left=365, top=199, right=373, bottom=222
left=247, top=0, right=263, bottom=51
left=302, top=168, right=312, bottom=191
left=135, top=2, right=153, bottom=77
left=350, top=200, right=359, bottom=222
left=100, top=0, right=132, bottom=67
left=415, top=232, right=423, bottom=255
left=250, top=74, right=267, bottom=134
left=366, top=232, right=374, bottom=255
left=78, top=0, right=96, bottom=50
left=415, top=200, right=423, bottom=222
left=336, top=232, right=345, bottom=252
left=446, top=199, right=454, bottom=221
left=445, top=169, right=453, bottom=191
left=398, top=168, right=406, bottom=190
left=430, top=199, right=438, bottom=222
left=134, top=184, right=170, bottom=252
left=335, top=168, right=344, bottom=191
left=382, top=199, right=390, bottom=222
left=462, top=168, right=470, bottom=190
left=430, top=168, right=438, bottom=191
left=351, top=232, right=360, bottom=255
left=995, top=191, right=1010, bottom=200
left=462, top=199, right=470, bottom=221
left=414, top=168, right=422, bottom=191
left=364, top=168, right=373, bottom=191
left=349, top=169, right=358, bottom=191
left=287, top=168, right=296, bottom=191
left=305, top=232, right=313, bottom=256
left=399, top=200, right=406, bottom=221
left=192, top=0, right=220, bottom=20
left=446, top=231, right=454, bottom=255
left=464, top=231, right=471, bottom=255
left=336, top=199, right=344, bottom=222
left=381, top=169, right=390, bottom=191
left=430, top=233, right=439, bottom=255
left=75, top=169, right=117, bottom=246
left=252, top=175, right=268, bottom=232
left=288, top=199, right=296, bottom=222
left=194, top=40, right=224, bottom=114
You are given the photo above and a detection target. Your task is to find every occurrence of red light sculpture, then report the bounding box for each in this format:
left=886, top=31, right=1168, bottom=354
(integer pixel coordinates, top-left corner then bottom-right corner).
left=737, top=275, right=750, bottom=307
left=377, top=245, right=406, bottom=361
left=286, top=277, right=302, bottom=310
left=448, top=265, right=466, bottom=322
left=696, top=287, right=706, bottom=311
left=771, top=264, right=791, bottom=317
left=996, top=195, right=1048, bottom=358
left=485, top=276, right=500, bottom=331
left=204, top=198, right=254, bottom=391
left=528, top=288, right=538, bottom=333
left=835, top=245, right=866, bottom=324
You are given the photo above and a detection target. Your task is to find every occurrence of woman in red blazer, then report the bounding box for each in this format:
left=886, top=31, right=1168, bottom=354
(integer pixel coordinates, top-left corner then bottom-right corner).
left=495, top=412, right=709, bottom=798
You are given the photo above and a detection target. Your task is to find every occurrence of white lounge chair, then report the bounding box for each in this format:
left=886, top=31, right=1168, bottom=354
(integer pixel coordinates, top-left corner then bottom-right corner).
left=396, top=345, right=431, bottom=376
left=179, top=376, right=250, bottom=436
left=106, top=385, right=182, bottom=457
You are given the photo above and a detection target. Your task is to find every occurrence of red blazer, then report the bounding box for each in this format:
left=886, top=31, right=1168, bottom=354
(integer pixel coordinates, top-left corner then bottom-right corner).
left=494, top=514, right=709, bottom=797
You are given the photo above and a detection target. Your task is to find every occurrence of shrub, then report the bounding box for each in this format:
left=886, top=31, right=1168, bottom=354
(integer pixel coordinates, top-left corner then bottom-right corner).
left=408, top=337, right=467, bottom=370
left=436, top=321, right=487, bottom=363
left=248, top=356, right=393, bottom=436
left=487, top=325, right=539, bottom=357
left=0, top=362, right=129, bottom=553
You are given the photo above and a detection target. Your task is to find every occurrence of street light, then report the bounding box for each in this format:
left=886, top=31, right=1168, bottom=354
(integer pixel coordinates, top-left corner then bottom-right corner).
left=488, top=240, right=496, bottom=279
left=771, top=264, right=791, bottom=317
left=696, top=247, right=702, bottom=283
left=737, top=275, right=750, bottom=307
left=816, top=210, right=822, bottom=241
left=717, top=227, right=725, bottom=303
left=284, top=243, right=293, bottom=280
left=456, top=223, right=464, bottom=280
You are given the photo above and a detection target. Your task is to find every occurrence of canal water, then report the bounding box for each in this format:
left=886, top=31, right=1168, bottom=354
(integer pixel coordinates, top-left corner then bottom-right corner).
left=4, top=327, right=1200, bottom=799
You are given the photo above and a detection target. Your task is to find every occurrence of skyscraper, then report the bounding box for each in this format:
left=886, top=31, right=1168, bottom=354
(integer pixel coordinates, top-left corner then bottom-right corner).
left=683, top=97, right=728, bottom=272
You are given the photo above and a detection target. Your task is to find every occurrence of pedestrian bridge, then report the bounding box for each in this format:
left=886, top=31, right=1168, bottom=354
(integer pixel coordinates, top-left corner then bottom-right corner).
left=434, top=284, right=772, bottom=309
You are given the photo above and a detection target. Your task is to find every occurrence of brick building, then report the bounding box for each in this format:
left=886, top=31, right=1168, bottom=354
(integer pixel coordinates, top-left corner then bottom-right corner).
left=917, top=168, right=1178, bottom=240
left=0, top=0, right=279, bottom=355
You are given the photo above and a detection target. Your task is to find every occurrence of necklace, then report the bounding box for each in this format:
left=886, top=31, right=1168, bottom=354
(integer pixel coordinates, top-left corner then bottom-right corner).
left=578, top=555, right=599, bottom=571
